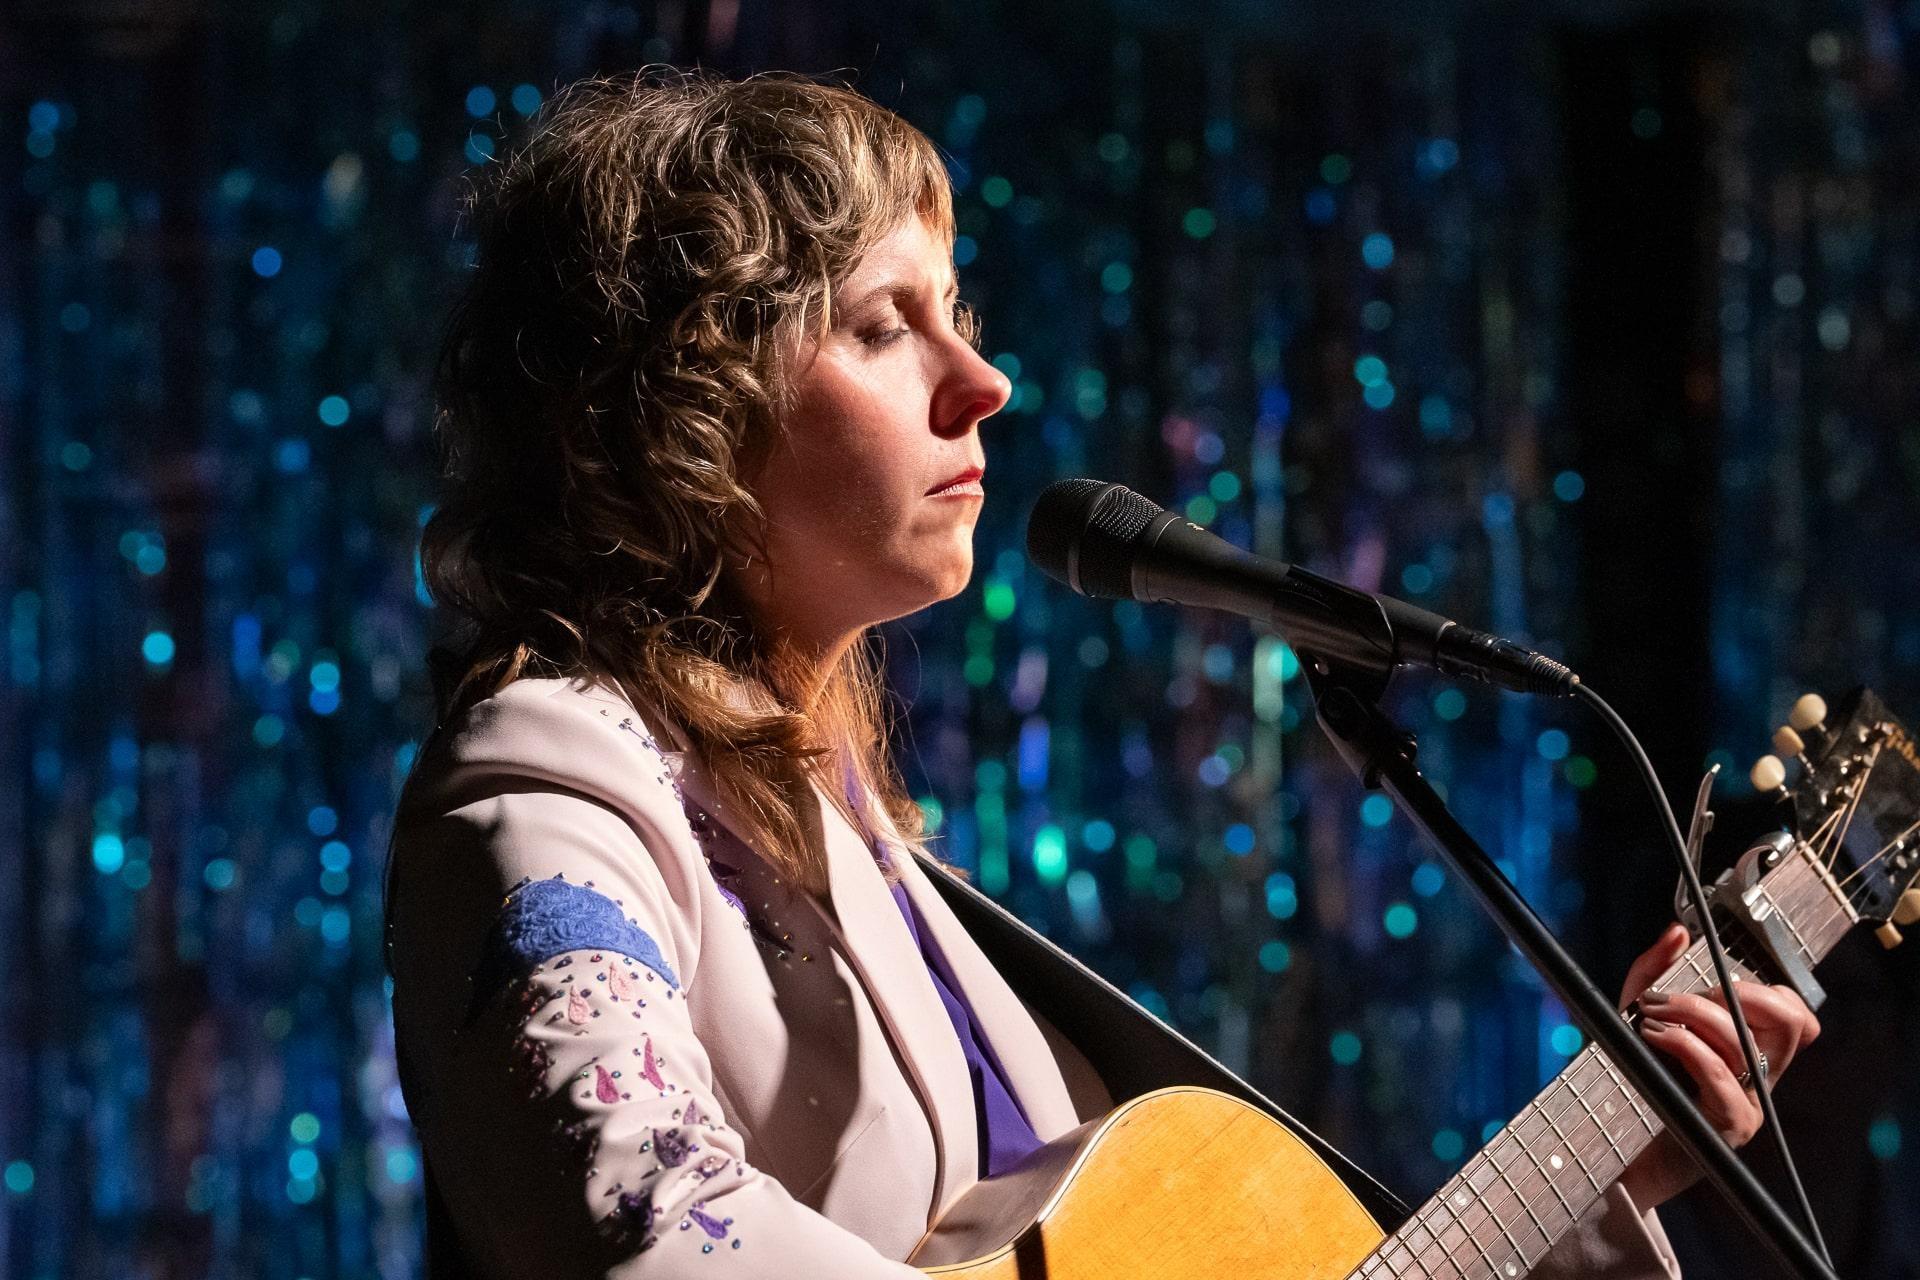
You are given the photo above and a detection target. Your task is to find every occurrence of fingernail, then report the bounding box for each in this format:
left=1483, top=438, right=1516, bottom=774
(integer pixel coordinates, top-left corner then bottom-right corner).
left=1641, top=1017, right=1672, bottom=1033
left=1640, top=990, right=1673, bottom=1007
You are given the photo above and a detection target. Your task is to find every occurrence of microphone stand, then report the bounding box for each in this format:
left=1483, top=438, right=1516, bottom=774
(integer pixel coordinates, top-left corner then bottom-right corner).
left=1299, top=656, right=1838, bottom=1280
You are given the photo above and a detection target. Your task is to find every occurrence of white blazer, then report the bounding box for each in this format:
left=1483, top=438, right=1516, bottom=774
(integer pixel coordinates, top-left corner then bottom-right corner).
left=382, top=673, right=1682, bottom=1278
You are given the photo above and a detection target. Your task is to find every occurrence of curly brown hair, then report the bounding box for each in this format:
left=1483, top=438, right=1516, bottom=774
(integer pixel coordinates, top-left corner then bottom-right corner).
left=420, top=68, right=975, bottom=893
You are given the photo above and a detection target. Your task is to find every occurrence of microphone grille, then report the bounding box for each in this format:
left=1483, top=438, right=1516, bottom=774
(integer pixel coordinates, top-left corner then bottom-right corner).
left=1027, top=478, right=1162, bottom=599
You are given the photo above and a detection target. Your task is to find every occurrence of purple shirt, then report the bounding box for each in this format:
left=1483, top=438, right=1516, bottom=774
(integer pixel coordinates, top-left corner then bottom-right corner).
left=887, top=879, right=1045, bottom=1178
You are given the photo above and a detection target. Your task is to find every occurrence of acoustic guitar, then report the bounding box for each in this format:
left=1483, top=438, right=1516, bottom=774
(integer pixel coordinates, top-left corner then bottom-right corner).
left=910, top=688, right=1920, bottom=1279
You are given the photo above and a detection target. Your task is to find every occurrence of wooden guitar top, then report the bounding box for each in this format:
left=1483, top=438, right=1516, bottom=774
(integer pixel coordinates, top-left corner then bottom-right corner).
left=911, top=1086, right=1386, bottom=1279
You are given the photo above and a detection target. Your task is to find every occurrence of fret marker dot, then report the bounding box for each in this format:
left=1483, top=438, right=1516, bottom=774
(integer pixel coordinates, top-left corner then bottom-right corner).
left=1604, top=1100, right=1616, bottom=1115
left=1550, top=1154, right=1564, bottom=1170
left=1455, top=1191, right=1469, bottom=1206
left=1507, top=1266, right=1519, bottom=1277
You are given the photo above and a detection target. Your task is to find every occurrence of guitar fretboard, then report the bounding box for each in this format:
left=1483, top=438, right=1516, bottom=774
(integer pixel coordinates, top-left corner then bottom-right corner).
left=1353, top=844, right=1856, bottom=1280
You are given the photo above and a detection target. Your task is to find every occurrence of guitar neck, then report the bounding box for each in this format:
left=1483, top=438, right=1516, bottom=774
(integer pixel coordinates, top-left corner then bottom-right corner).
left=1354, top=844, right=1855, bottom=1280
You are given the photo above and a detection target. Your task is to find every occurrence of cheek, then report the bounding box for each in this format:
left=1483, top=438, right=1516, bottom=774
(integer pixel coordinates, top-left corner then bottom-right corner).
left=776, top=377, right=927, bottom=537
left=764, top=437, right=901, bottom=546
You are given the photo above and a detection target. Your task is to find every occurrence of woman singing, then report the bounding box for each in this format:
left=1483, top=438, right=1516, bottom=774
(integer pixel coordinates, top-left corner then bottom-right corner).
left=383, top=69, right=1819, bottom=1279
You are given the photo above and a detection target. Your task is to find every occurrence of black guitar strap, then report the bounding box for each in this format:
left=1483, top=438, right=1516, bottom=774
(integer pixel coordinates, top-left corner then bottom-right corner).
left=915, top=850, right=1413, bottom=1229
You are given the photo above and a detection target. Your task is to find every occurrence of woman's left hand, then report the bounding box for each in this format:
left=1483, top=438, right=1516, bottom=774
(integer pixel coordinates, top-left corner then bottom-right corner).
left=1614, top=923, right=1823, bottom=1211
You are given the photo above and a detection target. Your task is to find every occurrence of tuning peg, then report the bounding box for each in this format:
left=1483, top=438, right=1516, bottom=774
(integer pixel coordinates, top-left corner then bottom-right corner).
left=1772, top=725, right=1816, bottom=778
left=1789, top=693, right=1829, bottom=736
left=1876, top=921, right=1904, bottom=949
left=1893, top=889, right=1920, bottom=928
left=1750, top=754, right=1788, bottom=796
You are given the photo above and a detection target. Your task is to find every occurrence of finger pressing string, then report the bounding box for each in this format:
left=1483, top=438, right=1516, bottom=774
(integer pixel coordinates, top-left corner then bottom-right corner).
left=1617, top=923, right=1692, bottom=1010
left=1646, top=983, right=1811, bottom=1075
left=1641, top=1018, right=1761, bottom=1141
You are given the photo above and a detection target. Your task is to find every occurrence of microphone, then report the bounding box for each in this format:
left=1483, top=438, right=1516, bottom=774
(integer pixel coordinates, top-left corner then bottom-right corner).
left=1026, top=478, right=1577, bottom=697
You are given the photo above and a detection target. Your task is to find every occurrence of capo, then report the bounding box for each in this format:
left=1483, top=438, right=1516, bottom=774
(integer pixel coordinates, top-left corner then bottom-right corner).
left=1711, top=833, right=1829, bottom=1012
left=1673, top=766, right=1718, bottom=930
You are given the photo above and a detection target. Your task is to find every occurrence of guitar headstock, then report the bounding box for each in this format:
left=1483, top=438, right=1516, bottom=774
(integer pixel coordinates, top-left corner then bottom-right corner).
left=1752, top=686, right=1920, bottom=938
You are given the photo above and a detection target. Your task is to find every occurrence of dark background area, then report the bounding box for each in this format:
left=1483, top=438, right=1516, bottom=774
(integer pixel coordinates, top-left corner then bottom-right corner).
left=2, top=0, right=1916, bottom=1276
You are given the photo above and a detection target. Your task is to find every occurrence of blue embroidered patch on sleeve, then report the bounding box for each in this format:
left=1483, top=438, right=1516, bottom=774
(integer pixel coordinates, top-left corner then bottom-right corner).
left=464, top=876, right=680, bottom=1026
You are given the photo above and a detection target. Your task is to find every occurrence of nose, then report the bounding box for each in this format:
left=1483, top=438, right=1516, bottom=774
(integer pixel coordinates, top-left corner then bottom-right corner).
left=933, top=337, right=1013, bottom=438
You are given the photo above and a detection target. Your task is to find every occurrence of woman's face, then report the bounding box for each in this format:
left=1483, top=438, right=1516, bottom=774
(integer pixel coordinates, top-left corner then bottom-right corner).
left=737, top=214, right=1012, bottom=664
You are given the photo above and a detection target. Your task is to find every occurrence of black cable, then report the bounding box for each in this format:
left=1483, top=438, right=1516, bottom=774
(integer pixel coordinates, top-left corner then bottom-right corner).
left=1573, top=682, right=1831, bottom=1265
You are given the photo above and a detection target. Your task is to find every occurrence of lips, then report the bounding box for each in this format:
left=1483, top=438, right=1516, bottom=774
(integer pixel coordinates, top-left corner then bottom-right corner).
left=927, top=466, right=985, bottom=497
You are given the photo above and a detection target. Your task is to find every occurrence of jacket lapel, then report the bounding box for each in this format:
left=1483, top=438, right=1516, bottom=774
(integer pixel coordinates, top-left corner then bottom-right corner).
left=806, top=779, right=981, bottom=1213
left=651, top=729, right=981, bottom=1215
left=890, top=854, right=1083, bottom=1141
left=850, top=793, right=1083, bottom=1144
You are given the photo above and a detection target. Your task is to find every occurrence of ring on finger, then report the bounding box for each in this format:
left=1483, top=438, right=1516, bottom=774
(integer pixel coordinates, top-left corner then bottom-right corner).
left=1734, top=1051, right=1770, bottom=1090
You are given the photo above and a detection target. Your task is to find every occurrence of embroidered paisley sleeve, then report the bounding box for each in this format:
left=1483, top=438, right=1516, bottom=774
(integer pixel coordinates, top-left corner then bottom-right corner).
left=396, top=782, right=925, bottom=1280
left=474, top=877, right=745, bottom=1264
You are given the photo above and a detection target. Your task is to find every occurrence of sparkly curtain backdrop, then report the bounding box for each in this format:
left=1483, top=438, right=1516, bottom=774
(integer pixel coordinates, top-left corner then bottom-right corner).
left=2, top=2, right=1915, bottom=1278
left=882, top=5, right=1594, bottom=1209
left=1691, top=2, right=1920, bottom=1270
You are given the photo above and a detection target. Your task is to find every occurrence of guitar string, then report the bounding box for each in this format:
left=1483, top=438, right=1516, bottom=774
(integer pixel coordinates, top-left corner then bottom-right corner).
left=1798, top=808, right=1846, bottom=897
left=1394, top=860, right=1838, bottom=1280
left=1807, top=777, right=1848, bottom=870
left=1395, top=1060, right=1650, bottom=1279
left=1391, top=997, right=1707, bottom=1280
left=1384, top=909, right=1782, bottom=1278
left=1737, top=860, right=1825, bottom=963
left=1819, top=738, right=1882, bottom=873
left=1499, top=1088, right=1650, bottom=1266
left=1454, top=1092, right=1599, bottom=1270
left=1383, top=1107, right=1568, bottom=1279
left=1712, top=809, right=1843, bottom=959
left=1370, top=747, right=1888, bottom=1280
left=1831, top=814, right=1920, bottom=892
left=1681, top=839, right=1849, bottom=979
left=1492, top=844, right=1858, bottom=1275
left=1392, top=937, right=1817, bottom=1280
left=1818, top=790, right=1858, bottom=876
left=1486, top=1062, right=1640, bottom=1245
left=1802, top=869, right=1869, bottom=944
left=1799, top=805, right=1898, bottom=945
left=1693, top=888, right=1785, bottom=977
left=1739, top=822, right=1867, bottom=962
left=1744, top=862, right=1847, bottom=968
left=1804, top=805, right=1845, bottom=859
left=1816, top=721, right=1920, bottom=902
left=1825, top=740, right=1881, bottom=868
left=1441, top=937, right=1840, bottom=1280
left=1791, top=809, right=1848, bottom=916
left=1382, top=1102, right=1560, bottom=1280
left=1373, top=843, right=1843, bottom=1279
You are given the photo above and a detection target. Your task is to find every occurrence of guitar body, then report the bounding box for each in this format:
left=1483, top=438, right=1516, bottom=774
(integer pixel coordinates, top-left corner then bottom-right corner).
left=911, top=1087, right=1386, bottom=1279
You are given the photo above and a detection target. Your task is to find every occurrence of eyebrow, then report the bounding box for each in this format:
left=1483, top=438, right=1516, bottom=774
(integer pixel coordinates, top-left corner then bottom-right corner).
left=841, top=275, right=961, bottom=315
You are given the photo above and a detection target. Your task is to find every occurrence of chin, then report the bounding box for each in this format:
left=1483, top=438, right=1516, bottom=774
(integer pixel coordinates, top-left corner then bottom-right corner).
left=876, top=557, right=973, bottom=622
left=932, top=553, right=975, bottom=601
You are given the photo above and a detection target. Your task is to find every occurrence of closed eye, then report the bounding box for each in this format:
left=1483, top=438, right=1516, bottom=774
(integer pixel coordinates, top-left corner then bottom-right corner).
left=861, top=326, right=912, bottom=349
left=854, top=283, right=970, bottom=351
